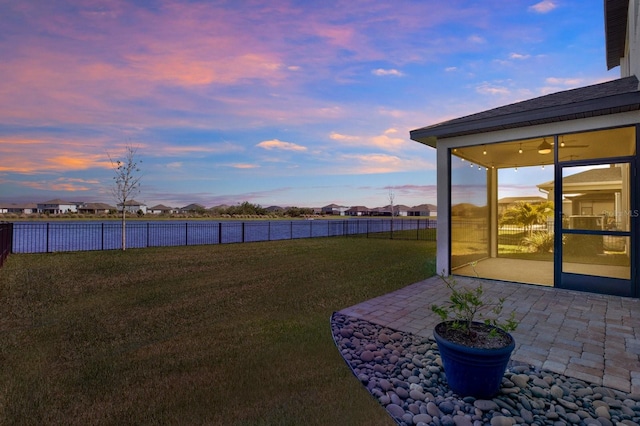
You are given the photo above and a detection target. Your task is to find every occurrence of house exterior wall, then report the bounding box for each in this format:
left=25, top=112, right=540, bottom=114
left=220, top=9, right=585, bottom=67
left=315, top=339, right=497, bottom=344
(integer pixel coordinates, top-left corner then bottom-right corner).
left=621, top=0, right=640, bottom=78
left=37, top=203, right=78, bottom=214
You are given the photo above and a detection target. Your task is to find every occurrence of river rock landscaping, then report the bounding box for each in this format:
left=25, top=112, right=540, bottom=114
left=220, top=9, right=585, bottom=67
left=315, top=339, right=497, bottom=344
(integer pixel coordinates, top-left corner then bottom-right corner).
left=331, top=312, right=640, bottom=426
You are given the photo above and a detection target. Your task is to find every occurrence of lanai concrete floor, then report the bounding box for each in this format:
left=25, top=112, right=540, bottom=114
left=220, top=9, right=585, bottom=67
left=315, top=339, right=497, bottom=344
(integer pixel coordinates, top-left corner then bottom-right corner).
left=339, top=276, right=640, bottom=394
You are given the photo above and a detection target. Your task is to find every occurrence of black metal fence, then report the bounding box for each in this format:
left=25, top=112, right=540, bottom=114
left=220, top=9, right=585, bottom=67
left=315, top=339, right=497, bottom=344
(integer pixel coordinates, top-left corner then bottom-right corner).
left=9, top=219, right=436, bottom=254
left=0, top=222, right=12, bottom=266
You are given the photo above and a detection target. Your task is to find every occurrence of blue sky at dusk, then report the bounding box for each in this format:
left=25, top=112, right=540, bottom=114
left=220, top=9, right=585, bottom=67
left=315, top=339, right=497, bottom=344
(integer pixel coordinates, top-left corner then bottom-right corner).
left=0, top=1, right=620, bottom=208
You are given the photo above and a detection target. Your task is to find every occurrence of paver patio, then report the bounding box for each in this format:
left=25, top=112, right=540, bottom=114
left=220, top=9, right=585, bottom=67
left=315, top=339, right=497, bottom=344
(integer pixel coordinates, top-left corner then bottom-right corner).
left=339, top=276, right=640, bottom=394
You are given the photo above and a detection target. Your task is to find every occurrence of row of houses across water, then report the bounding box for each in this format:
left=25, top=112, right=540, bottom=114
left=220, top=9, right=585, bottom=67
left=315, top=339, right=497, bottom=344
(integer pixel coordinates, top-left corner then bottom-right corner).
left=0, top=199, right=437, bottom=217
left=0, top=199, right=169, bottom=215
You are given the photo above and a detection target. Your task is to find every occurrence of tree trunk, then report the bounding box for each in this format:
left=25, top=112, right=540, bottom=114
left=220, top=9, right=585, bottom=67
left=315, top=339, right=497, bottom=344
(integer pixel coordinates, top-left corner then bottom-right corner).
left=121, top=208, right=127, bottom=251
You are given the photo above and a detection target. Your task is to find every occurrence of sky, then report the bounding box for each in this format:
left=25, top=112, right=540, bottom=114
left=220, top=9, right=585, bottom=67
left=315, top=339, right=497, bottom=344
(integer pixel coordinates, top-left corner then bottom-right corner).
left=0, top=0, right=621, bottom=209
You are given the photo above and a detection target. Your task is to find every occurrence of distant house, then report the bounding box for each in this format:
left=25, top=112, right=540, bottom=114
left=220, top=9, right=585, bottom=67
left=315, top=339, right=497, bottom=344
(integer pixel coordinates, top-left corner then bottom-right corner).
left=321, top=204, right=348, bottom=215
left=408, top=204, right=434, bottom=217
left=369, top=207, right=389, bottom=216
left=180, top=203, right=206, bottom=213
left=78, top=202, right=114, bottom=214
left=346, top=206, right=370, bottom=216
left=37, top=199, right=78, bottom=214
left=118, top=200, right=147, bottom=214
left=372, top=204, right=410, bottom=216
left=395, top=204, right=411, bottom=217
left=538, top=165, right=623, bottom=224
left=0, top=203, right=37, bottom=214
left=148, top=204, right=174, bottom=214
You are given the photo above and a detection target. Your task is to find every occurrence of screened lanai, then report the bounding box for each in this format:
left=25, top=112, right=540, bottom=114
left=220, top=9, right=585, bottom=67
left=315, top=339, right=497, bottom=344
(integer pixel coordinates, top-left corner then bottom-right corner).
left=411, top=77, right=640, bottom=298
left=449, top=127, right=634, bottom=288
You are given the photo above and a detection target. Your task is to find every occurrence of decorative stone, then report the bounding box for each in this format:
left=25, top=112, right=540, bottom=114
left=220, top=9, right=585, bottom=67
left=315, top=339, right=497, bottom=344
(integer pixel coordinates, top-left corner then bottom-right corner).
left=595, top=406, right=611, bottom=419
left=531, top=386, right=549, bottom=398
left=520, top=408, right=534, bottom=423
left=413, top=413, right=432, bottom=424
left=410, top=389, right=426, bottom=401
left=557, top=398, right=579, bottom=411
left=490, top=415, right=514, bottom=426
left=340, top=328, right=353, bottom=338
left=550, top=385, right=564, bottom=399
left=474, top=400, right=499, bottom=411
left=379, top=379, right=392, bottom=392
left=427, top=401, right=442, bottom=417
left=395, top=386, right=409, bottom=399
left=330, top=313, right=640, bottom=426
left=439, top=401, right=455, bottom=414
left=511, top=374, right=530, bottom=388
left=389, top=332, right=403, bottom=341
left=453, top=414, right=473, bottom=426
left=386, top=403, right=405, bottom=419
left=533, top=378, right=550, bottom=388
left=438, top=414, right=453, bottom=426
left=597, top=417, right=613, bottom=426
left=566, top=413, right=582, bottom=423
left=360, top=350, right=374, bottom=362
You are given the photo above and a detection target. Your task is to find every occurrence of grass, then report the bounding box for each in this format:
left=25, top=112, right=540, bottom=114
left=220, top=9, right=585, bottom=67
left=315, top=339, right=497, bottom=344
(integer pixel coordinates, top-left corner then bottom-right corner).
left=0, top=238, right=436, bottom=425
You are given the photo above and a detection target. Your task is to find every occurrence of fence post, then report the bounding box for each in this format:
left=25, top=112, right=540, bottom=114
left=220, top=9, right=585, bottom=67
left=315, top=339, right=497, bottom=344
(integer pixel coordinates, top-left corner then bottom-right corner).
left=268, top=221, right=271, bottom=241
left=218, top=222, right=222, bottom=244
left=9, top=222, right=14, bottom=255
left=290, top=221, right=293, bottom=239
left=185, top=222, right=188, bottom=245
left=46, top=222, right=50, bottom=253
left=242, top=222, right=245, bottom=243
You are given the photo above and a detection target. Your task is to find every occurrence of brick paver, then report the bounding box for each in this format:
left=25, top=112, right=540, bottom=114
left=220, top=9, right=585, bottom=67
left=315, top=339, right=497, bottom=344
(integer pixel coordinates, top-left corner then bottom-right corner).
left=339, top=276, right=640, bottom=393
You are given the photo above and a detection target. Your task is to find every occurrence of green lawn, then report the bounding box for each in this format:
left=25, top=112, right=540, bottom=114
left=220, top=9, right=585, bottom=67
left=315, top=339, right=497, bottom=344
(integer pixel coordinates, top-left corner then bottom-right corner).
left=0, top=238, right=436, bottom=425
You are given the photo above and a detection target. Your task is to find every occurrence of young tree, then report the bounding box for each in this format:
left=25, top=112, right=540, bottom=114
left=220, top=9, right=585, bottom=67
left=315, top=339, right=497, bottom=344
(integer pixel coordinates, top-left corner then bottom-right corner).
left=109, top=145, right=142, bottom=250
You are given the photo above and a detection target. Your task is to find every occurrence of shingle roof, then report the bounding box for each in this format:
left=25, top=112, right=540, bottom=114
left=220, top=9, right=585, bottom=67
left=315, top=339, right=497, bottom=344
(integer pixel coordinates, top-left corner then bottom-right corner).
left=150, top=204, right=172, bottom=210
left=410, top=76, right=640, bottom=146
left=537, top=167, right=622, bottom=191
left=81, top=202, right=114, bottom=210
left=562, top=166, right=621, bottom=184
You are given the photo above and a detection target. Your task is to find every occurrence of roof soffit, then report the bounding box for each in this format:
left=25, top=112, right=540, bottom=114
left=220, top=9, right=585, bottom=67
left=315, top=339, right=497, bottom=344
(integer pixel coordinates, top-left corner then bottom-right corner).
left=605, top=0, right=629, bottom=70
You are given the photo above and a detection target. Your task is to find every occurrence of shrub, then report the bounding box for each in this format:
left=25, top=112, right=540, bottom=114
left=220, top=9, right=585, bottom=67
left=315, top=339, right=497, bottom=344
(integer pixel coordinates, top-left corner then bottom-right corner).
left=521, top=231, right=554, bottom=253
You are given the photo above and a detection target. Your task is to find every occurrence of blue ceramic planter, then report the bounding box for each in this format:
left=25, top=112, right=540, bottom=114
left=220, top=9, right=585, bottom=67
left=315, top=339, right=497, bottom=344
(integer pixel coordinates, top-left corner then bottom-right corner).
left=434, top=321, right=515, bottom=398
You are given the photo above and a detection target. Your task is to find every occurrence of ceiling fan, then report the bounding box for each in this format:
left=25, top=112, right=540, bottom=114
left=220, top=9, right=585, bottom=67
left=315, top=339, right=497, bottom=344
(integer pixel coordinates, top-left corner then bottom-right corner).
left=537, top=136, right=588, bottom=154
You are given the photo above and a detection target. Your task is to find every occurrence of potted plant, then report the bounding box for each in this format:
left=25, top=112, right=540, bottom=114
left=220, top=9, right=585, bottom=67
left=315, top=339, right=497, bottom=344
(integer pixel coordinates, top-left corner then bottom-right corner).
left=431, top=267, right=518, bottom=398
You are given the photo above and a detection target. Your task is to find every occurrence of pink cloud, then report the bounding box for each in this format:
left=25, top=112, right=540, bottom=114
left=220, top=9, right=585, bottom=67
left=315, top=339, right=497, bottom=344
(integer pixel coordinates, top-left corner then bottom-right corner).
left=0, top=0, right=481, bottom=127
left=0, top=138, right=112, bottom=174
left=257, top=139, right=307, bottom=152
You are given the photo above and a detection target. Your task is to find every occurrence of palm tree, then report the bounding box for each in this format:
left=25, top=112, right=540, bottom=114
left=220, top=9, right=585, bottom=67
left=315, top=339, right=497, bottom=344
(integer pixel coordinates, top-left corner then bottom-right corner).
left=499, top=201, right=553, bottom=236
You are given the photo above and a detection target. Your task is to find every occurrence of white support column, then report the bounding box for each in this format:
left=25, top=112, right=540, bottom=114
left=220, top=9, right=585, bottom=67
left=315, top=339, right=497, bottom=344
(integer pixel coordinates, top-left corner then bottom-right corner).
left=436, top=146, right=450, bottom=276
left=489, top=167, right=498, bottom=258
